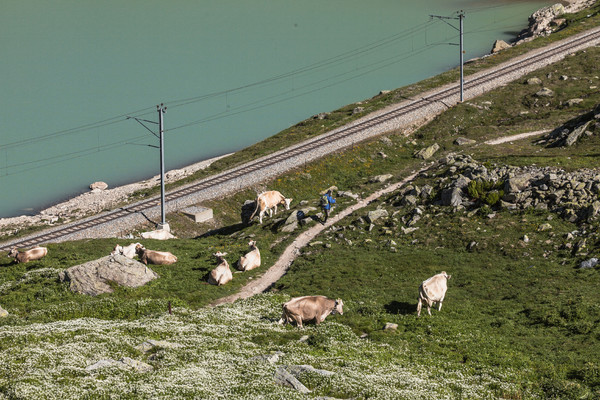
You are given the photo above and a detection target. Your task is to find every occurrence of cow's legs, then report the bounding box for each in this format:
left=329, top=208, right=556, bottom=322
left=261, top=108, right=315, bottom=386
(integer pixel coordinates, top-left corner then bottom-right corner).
left=273, top=205, right=278, bottom=215
left=417, top=298, right=422, bottom=317
left=259, top=209, right=265, bottom=224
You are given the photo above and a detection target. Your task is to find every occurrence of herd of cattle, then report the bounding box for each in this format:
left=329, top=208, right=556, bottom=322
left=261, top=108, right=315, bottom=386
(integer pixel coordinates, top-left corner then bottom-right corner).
left=3, top=189, right=451, bottom=326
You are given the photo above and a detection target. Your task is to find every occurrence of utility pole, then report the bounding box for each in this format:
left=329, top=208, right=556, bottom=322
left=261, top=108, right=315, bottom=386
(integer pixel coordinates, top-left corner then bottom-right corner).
left=126, top=103, right=170, bottom=232
left=157, top=103, right=168, bottom=231
left=430, top=10, right=465, bottom=102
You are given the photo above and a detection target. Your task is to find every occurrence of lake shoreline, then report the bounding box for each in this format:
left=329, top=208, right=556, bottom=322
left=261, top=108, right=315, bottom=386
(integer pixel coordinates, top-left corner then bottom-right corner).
left=0, top=0, right=592, bottom=238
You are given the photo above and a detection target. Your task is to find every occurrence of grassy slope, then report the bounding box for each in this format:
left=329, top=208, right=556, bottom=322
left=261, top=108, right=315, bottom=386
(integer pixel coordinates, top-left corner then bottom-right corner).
left=1, top=5, right=600, bottom=399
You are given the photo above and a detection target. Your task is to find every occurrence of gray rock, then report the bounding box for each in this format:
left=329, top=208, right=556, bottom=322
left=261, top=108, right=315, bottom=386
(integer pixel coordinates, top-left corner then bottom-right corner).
left=281, top=221, right=299, bottom=233
left=370, top=174, right=393, bottom=183
left=565, top=121, right=591, bottom=146
left=526, top=77, right=542, bottom=85
left=579, top=258, right=598, bottom=269
left=338, top=190, right=359, bottom=200
left=135, top=339, right=175, bottom=353
left=454, top=137, right=476, bottom=146
left=538, top=223, right=553, bottom=231
left=415, top=143, right=440, bottom=160
left=352, top=107, right=365, bottom=115
left=401, top=195, right=418, bottom=206
left=504, top=174, right=531, bottom=193
left=366, top=209, right=389, bottom=223
left=89, top=181, right=108, bottom=191
left=441, top=187, right=463, bottom=207
left=564, top=98, right=584, bottom=107
left=60, top=255, right=158, bottom=296
left=401, top=226, right=419, bottom=234
left=274, top=366, right=310, bottom=393
left=491, top=39, right=511, bottom=53
left=384, top=322, right=398, bottom=331
left=286, top=364, right=335, bottom=378
left=535, top=88, right=554, bottom=97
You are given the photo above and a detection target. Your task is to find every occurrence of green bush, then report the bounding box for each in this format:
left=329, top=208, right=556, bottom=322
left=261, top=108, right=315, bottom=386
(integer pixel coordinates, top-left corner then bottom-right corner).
left=467, top=179, right=505, bottom=206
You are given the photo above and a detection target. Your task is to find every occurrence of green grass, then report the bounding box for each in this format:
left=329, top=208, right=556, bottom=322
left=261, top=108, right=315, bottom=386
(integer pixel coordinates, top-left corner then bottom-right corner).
left=1, top=5, right=600, bottom=398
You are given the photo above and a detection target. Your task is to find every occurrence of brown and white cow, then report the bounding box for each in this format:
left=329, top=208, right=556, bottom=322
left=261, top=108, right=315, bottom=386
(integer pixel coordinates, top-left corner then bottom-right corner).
left=278, top=295, right=344, bottom=328
left=208, top=251, right=232, bottom=286
left=7, top=246, right=48, bottom=264
left=237, top=240, right=261, bottom=271
left=111, top=242, right=142, bottom=259
left=135, top=244, right=177, bottom=265
left=249, top=191, right=292, bottom=224
left=417, top=271, right=451, bottom=317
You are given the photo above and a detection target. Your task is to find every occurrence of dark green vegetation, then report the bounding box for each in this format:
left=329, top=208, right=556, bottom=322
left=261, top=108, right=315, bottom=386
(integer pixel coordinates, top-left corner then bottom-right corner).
left=2, top=5, right=600, bottom=398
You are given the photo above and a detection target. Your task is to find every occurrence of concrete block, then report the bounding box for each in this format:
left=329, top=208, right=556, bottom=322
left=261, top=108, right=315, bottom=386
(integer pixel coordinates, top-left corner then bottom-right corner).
left=182, top=206, right=213, bottom=223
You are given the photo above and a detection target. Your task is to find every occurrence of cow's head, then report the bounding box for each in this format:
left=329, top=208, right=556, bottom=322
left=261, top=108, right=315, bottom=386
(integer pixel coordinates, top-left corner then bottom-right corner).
left=111, top=244, right=123, bottom=256
left=135, top=244, right=146, bottom=254
left=284, top=198, right=293, bottom=210
left=441, top=271, right=452, bottom=280
left=332, top=298, right=344, bottom=315
left=248, top=240, right=256, bottom=247
left=7, top=247, right=18, bottom=258
left=214, top=251, right=227, bottom=259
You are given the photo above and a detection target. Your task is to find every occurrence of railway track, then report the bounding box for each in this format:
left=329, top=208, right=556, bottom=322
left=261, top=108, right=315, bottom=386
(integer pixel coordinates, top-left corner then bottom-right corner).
left=2, top=26, right=600, bottom=252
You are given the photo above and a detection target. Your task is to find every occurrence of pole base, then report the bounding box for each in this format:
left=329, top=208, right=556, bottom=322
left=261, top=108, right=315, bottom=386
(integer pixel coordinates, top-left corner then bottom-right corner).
left=157, top=223, right=171, bottom=232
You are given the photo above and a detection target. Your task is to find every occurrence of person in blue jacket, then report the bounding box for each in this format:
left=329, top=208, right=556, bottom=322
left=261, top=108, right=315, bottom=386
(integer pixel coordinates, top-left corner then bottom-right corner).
left=320, top=189, right=336, bottom=224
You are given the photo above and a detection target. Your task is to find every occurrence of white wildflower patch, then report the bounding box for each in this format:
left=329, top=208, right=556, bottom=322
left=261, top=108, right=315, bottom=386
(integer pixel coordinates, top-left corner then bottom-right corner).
left=0, top=293, right=532, bottom=399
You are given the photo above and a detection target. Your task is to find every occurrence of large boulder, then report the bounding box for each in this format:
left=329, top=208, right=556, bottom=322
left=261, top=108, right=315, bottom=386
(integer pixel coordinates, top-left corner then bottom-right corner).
left=441, top=187, right=463, bottom=207
left=415, top=143, right=440, bottom=160
left=491, top=39, right=510, bottom=54
left=59, top=255, right=158, bottom=296
left=366, top=209, right=389, bottom=224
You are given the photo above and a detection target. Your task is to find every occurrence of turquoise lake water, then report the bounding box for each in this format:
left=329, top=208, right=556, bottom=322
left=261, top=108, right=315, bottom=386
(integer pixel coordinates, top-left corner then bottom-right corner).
left=1, top=0, right=553, bottom=217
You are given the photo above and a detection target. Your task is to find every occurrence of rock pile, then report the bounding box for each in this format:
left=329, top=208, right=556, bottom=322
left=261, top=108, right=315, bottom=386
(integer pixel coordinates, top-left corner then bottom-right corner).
left=424, top=153, right=600, bottom=224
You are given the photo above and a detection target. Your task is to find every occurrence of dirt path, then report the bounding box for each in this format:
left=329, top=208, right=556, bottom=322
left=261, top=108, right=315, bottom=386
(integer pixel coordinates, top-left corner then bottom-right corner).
left=484, top=130, right=549, bottom=145
left=210, top=164, right=432, bottom=307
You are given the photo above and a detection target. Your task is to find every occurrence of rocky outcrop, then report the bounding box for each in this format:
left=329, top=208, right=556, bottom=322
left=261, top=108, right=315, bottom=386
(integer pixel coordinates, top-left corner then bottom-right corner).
left=59, top=255, right=158, bottom=296
left=491, top=39, right=511, bottom=54
left=415, top=143, right=440, bottom=160
left=538, top=103, right=600, bottom=147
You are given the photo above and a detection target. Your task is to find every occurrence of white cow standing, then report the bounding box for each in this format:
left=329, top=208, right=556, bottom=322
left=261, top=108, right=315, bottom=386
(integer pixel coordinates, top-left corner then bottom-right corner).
left=417, top=271, right=451, bottom=317
left=249, top=191, right=292, bottom=224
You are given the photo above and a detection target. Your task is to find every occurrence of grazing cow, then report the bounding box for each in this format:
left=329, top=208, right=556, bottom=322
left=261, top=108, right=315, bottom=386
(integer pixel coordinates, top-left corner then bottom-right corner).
left=237, top=240, right=261, bottom=271
left=7, top=246, right=48, bottom=264
left=417, top=271, right=451, bottom=317
left=135, top=244, right=177, bottom=265
left=278, top=296, right=344, bottom=328
left=208, top=252, right=232, bottom=286
left=110, top=243, right=142, bottom=259
left=249, top=191, right=292, bottom=224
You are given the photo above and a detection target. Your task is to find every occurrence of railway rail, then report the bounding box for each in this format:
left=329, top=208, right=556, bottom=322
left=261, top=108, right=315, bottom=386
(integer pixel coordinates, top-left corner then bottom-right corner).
left=2, top=26, right=600, bottom=252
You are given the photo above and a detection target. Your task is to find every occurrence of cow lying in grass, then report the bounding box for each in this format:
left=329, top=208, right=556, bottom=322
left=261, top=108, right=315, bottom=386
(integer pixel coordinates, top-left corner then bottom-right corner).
left=110, top=243, right=142, bottom=259
left=135, top=244, right=177, bottom=265
left=8, top=246, right=48, bottom=264
left=279, top=296, right=344, bottom=328
left=237, top=240, right=261, bottom=271
left=208, top=251, right=232, bottom=286
left=417, top=271, right=451, bottom=317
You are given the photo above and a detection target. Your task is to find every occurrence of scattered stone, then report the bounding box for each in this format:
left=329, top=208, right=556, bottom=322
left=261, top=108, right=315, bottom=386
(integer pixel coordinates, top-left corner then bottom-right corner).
left=274, top=366, right=310, bottom=393
left=535, top=88, right=554, bottom=97
left=313, top=112, right=329, bottom=120
left=135, top=339, right=176, bottom=353
left=491, top=39, right=511, bottom=53
left=467, top=241, right=477, bottom=251
left=89, top=181, right=108, bottom=191
left=454, top=137, right=476, bottom=146
left=377, top=151, right=388, bottom=158
left=564, top=98, right=584, bottom=107
left=338, top=190, right=359, bottom=200
left=384, top=322, right=398, bottom=331
left=0, top=306, right=7, bottom=318
left=352, top=107, right=365, bottom=115
left=415, top=143, right=440, bottom=160
left=523, top=235, right=530, bottom=243
left=59, top=255, right=158, bottom=296
left=366, top=209, right=389, bottom=224
left=298, top=335, right=310, bottom=342
left=560, top=75, right=569, bottom=81
left=370, top=174, right=393, bottom=183
left=286, top=364, right=335, bottom=378
left=526, top=77, right=542, bottom=85
left=538, top=223, right=553, bottom=232
left=579, top=258, right=598, bottom=269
